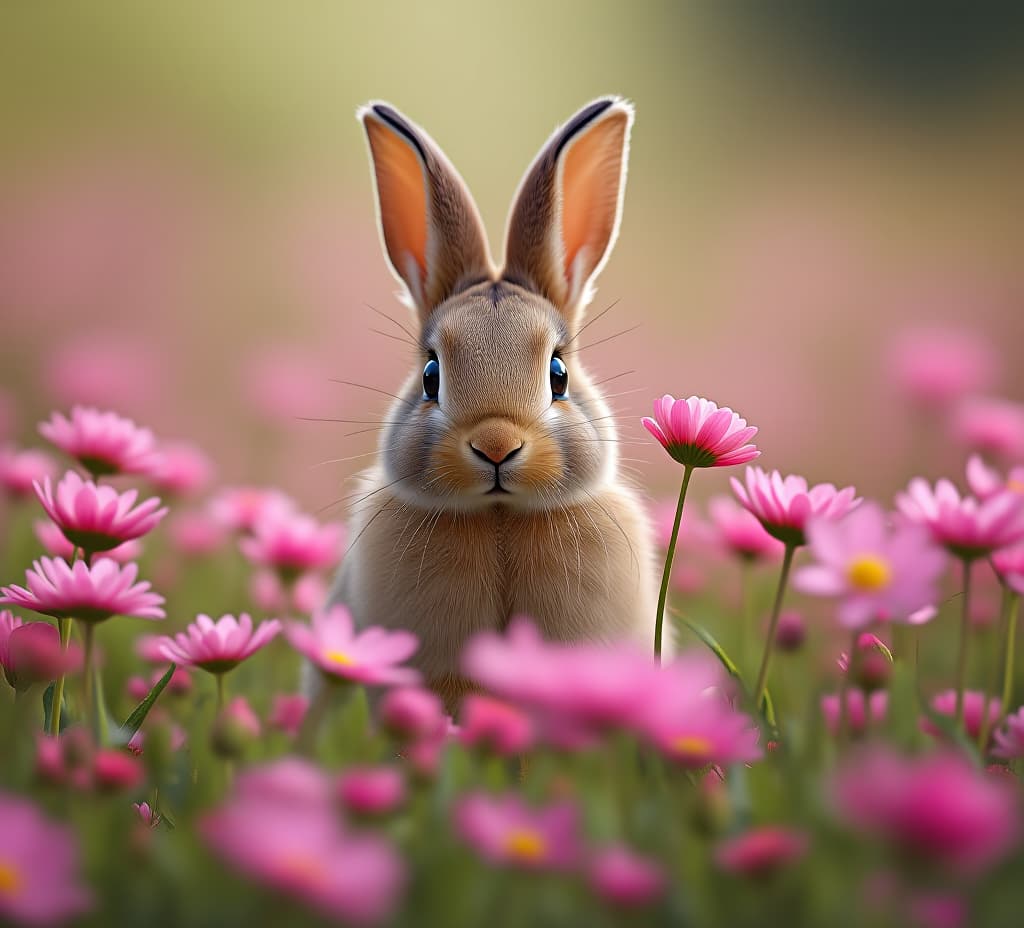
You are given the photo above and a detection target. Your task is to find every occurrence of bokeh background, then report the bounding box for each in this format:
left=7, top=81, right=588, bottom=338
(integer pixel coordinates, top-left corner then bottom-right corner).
left=3, top=1, right=1024, bottom=513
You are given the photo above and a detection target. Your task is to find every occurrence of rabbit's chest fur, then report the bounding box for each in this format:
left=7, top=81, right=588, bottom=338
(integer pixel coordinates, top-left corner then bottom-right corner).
left=329, top=469, right=658, bottom=689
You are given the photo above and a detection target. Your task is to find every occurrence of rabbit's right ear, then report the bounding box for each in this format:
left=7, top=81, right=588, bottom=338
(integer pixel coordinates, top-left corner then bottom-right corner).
left=359, top=103, right=493, bottom=322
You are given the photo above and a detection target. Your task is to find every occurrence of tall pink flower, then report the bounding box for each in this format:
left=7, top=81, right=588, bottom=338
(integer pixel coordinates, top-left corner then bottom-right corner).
left=642, top=395, right=759, bottom=468
left=454, top=792, right=580, bottom=870
left=707, top=495, right=785, bottom=561
left=0, top=792, right=93, bottom=924
left=0, top=446, right=58, bottom=499
left=284, top=605, right=419, bottom=687
left=240, top=511, right=344, bottom=579
left=731, top=467, right=860, bottom=548
left=896, top=478, right=1024, bottom=560
left=154, top=613, right=281, bottom=674
left=39, top=406, right=160, bottom=478
left=966, top=455, right=1024, bottom=502
left=793, top=503, right=946, bottom=628
left=830, top=748, right=1019, bottom=875
left=34, top=520, right=141, bottom=564
left=35, top=472, right=167, bottom=555
left=1, top=620, right=83, bottom=692
left=0, top=557, right=165, bottom=623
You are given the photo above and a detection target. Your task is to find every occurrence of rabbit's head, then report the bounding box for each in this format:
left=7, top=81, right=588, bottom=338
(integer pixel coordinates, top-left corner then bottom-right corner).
left=359, top=98, right=633, bottom=513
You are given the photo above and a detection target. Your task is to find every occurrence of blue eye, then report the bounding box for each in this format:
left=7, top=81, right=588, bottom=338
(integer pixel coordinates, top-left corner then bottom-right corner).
left=550, top=356, right=568, bottom=399
left=423, top=354, right=440, bottom=400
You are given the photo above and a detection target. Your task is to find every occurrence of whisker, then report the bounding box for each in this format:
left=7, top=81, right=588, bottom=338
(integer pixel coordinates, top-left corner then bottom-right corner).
left=365, top=302, right=419, bottom=345
left=563, top=324, right=641, bottom=355
left=562, top=298, right=621, bottom=349
left=328, top=379, right=417, bottom=410
left=370, top=327, right=420, bottom=349
left=593, top=369, right=636, bottom=387
left=296, top=416, right=403, bottom=426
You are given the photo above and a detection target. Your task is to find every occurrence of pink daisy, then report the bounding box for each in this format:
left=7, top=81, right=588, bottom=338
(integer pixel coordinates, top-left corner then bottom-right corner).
left=0, top=557, right=165, bottom=623
left=39, top=406, right=160, bottom=478
left=714, top=826, right=808, bottom=877
left=793, top=503, right=946, bottom=628
left=35, top=471, right=167, bottom=555
left=707, top=495, right=785, bottom=561
left=731, top=467, right=860, bottom=548
left=642, top=395, right=759, bottom=468
left=240, top=510, right=344, bottom=579
left=284, top=605, right=420, bottom=687
left=154, top=613, right=281, bottom=674
left=992, top=707, right=1024, bottom=760
left=337, top=767, right=405, bottom=817
left=588, top=845, right=667, bottom=907
left=896, top=477, right=1024, bottom=560
left=459, top=694, right=535, bottom=756
left=966, top=455, right=1024, bottom=502
left=454, top=792, right=580, bottom=870
left=209, top=486, right=297, bottom=534
left=34, top=519, right=141, bottom=564
left=992, top=544, right=1024, bottom=594
left=921, top=690, right=1002, bottom=745
left=0, top=446, right=58, bottom=499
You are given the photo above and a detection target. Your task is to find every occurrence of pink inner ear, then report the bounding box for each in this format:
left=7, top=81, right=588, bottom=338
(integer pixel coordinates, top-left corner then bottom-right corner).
left=559, top=114, right=627, bottom=292
left=365, top=118, right=429, bottom=288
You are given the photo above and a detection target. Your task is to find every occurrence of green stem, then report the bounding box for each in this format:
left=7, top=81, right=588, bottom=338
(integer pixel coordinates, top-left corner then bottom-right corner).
left=954, top=558, right=973, bottom=727
left=837, top=629, right=858, bottom=746
left=739, top=558, right=754, bottom=673
left=978, top=584, right=1012, bottom=752
left=216, top=674, right=226, bottom=711
left=1000, top=591, right=1020, bottom=716
left=82, top=623, right=96, bottom=739
left=654, top=465, right=694, bottom=662
left=753, top=544, right=796, bottom=710
left=297, top=680, right=335, bottom=757
left=49, top=617, right=72, bottom=735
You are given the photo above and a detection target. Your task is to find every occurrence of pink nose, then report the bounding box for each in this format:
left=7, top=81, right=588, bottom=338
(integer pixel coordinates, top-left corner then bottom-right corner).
left=467, top=420, right=524, bottom=466
left=470, top=441, right=523, bottom=465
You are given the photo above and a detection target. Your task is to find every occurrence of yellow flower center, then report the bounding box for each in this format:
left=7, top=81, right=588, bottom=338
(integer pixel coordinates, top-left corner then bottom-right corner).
left=325, top=650, right=355, bottom=667
left=0, top=861, right=22, bottom=896
left=671, top=734, right=713, bottom=760
left=1008, top=478, right=1024, bottom=495
left=847, top=554, right=891, bottom=591
left=503, top=828, right=547, bottom=861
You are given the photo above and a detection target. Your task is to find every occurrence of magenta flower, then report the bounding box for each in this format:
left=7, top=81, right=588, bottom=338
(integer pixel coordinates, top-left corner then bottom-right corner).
left=337, top=767, right=405, bottom=817
left=154, top=613, right=280, bottom=674
left=284, top=605, right=419, bottom=687
left=268, top=693, right=309, bottom=738
left=707, top=495, right=785, bottom=561
left=240, top=510, right=344, bottom=579
left=0, top=557, right=165, bottom=623
left=992, top=707, right=1024, bottom=760
left=992, top=544, right=1024, bottom=595
left=821, top=690, right=888, bottom=737
left=896, top=477, right=1024, bottom=560
left=793, top=503, right=946, bottom=628
left=379, top=687, right=446, bottom=742
left=966, top=455, right=1024, bottom=502
left=39, top=406, right=160, bottom=478
left=1, top=619, right=82, bottom=692
left=643, top=395, right=759, bottom=468
left=208, top=486, right=297, bottom=534
left=459, top=694, right=535, bottom=756
left=150, top=441, right=213, bottom=496
left=0, top=792, right=93, bottom=924
left=35, top=472, right=167, bottom=555
left=731, top=467, right=860, bottom=548
left=0, top=446, right=57, bottom=499
left=714, top=827, right=808, bottom=878
left=588, top=845, right=667, bottom=907
left=831, top=747, right=1019, bottom=874
left=34, top=519, right=141, bottom=564
left=454, top=792, right=580, bottom=870
left=212, top=697, right=263, bottom=756
left=921, top=690, right=1002, bottom=746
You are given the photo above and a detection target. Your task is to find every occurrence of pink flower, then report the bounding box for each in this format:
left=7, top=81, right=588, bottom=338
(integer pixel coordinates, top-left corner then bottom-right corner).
left=337, top=767, right=405, bottom=816
left=208, top=486, right=297, bottom=534
left=35, top=472, right=167, bottom=554
left=379, top=687, right=446, bottom=742
left=992, top=544, right=1024, bottom=595
left=921, top=690, right=1002, bottom=745
left=793, top=503, right=946, bottom=628
left=714, top=826, right=808, bottom=877
left=268, top=693, right=310, bottom=737
left=459, top=694, right=534, bottom=756
left=896, top=478, right=1024, bottom=559
left=731, top=467, right=860, bottom=547
left=284, top=605, right=420, bottom=687
left=133, top=802, right=160, bottom=828
left=831, top=747, right=1019, bottom=874
left=952, top=397, right=1024, bottom=459
left=1, top=557, right=165, bottom=624
left=149, top=441, right=213, bottom=496
left=168, top=510, right=227, bottom=556
left=886, top=325, right=997, bottom=408
left=33, top=519, right=141, bottom=564
left=240, top=510, right=344, bottom=578
left=588, top=845, right=667, bottom=906
left=1, top=619, right=82, bottom=691
left=821, top=690, right=888, bottom=736
left=707, top=495, right=785, bottom=561
left=0, top=446, right=57, bottom=498
left=992, top=707, right=1024, bottom=760
left=454, top=792, right=580, bottom=870
left=212, top=697, right=263, bottom=757
left=837, top=633, right=893, bottom=691
left=92, top=750, right=145, bottom=792
left=642, top=395, right=759, bottom=468
left=0, top=791, right=93, bottom=924
left=966, top=455, right=1024, bottom=502
left=154, top=613, right=280, bottom=674
left=774, top=610, right=806, bottom=651
left=39, top=406, right=160, bottom=478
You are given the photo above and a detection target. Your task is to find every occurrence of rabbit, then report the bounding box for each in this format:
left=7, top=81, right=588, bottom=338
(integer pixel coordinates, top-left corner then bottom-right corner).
left=327, top=97, right=665, bottom=711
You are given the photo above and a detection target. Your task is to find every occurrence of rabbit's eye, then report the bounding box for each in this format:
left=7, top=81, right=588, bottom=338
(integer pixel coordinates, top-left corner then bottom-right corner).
left=422, top=353, right=440, bottom=401
left=550, top=356, right=568, bottom=399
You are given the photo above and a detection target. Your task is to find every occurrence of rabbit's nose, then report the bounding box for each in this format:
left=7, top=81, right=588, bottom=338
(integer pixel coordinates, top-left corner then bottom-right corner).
left=468, top=421, right=525, bottom=466
left=470, top=441, right=523, bottom=466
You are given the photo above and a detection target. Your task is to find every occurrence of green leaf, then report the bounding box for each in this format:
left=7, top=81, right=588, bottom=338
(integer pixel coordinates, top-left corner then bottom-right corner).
left=115, top=663, right=177, bottom=743
left=42, top=681, right=56, bottom=732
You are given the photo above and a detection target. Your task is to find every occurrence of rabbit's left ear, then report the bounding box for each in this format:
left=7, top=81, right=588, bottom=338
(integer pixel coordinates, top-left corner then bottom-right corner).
left=502, top=98, right=633, bottom=330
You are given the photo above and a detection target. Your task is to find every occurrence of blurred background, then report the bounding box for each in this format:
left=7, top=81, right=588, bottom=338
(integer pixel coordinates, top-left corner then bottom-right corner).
left=2, top=0, right=1023, bottom=512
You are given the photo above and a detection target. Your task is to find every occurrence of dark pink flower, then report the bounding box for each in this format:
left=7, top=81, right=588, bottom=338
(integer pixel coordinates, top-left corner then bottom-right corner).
left=821, top=690, right=888, bottom=736
left=337, top=767, right=405, bottom=816
left=459, top=694, right=534, bottom=756
left=33, top=519, right=141, bottom=564
left=642, top=394, right=759, bottom=468
left=774, top=610, right=806, bottom=651
left=707, top=495, right=785, bottom=561
left=921, top=690, right=1001, bottom=745
left=993, top=707, right=1024, bottom=760
left=0, top=446, right=58, bottom=499
left=39, top=406, right=160, bottom=478
left=35, top=471, right=167, bottom=554
left=1, top=557, right=165, bottom=623
left=154, top=613, right=280, bottom=674
left=0, top=791, right=93, bottom=924
left=1, top=619, right=82, bottom=691
left=714, top=826, right=808, bottom=877
left=379, top=687, right=446, bottom=742
left=454, top=792, right=580, bottom=870
left=92, top=750, right=145, bottom=792
left=731, top=467, right=860, bottom=547
left=268, top=693, right=309, bottom=737
left=837, top=633, right=893, bottom=691
left=285, top=606, right=419, bottom=688
left=588, top=845, right=667, bottom=906
left=240, top=510, right=344, bottom=579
